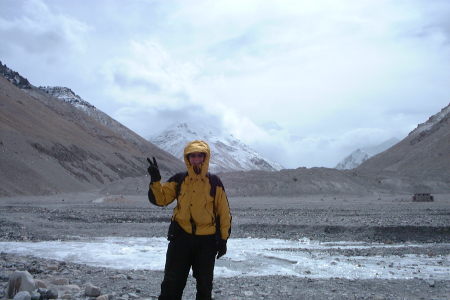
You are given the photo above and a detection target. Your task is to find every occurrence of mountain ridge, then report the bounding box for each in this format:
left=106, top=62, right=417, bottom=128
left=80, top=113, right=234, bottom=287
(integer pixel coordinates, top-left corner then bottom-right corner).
left=0, top=63, right=183, bottom=196
left=0, top=61, right=32, bottom=89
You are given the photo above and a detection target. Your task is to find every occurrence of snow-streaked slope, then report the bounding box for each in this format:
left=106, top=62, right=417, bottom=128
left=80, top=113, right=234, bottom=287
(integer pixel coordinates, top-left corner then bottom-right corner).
left=409, top=104, right=450, bottom=137
left=38, top=86, right=151, bottom=154
left=335, top=149, right=369, bottom=170
left=39, top=86, right=94, bottom=111
left=151, top=122, right=283, bottom=172
left=335, top=138, right=399, bottom=170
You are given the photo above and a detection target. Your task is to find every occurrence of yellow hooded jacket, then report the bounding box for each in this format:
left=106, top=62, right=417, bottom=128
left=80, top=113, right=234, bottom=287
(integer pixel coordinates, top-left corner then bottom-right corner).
left=148, top=140, right=232, bottom=240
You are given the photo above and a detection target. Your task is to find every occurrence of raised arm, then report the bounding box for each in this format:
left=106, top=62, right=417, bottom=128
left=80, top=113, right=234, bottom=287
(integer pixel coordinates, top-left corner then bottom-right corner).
left=147, top=156, right=177, bottom=206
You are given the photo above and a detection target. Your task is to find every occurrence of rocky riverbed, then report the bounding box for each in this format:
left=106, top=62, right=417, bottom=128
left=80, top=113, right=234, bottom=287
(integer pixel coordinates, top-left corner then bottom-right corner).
left=1, top=192, right=449, bottom=299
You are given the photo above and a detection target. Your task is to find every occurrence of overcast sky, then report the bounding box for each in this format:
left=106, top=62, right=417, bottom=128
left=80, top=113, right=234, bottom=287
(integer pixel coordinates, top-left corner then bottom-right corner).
left=1, top=0, right=449, bottom=168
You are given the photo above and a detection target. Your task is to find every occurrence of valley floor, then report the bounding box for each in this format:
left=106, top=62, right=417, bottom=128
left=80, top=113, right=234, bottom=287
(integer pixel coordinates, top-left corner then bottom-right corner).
left=1, top=192, right=449, bottom=299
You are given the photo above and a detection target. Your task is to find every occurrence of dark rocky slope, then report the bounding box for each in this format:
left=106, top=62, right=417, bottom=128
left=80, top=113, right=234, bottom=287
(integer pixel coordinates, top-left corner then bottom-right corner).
left=0, top=66, right=183, bottom=196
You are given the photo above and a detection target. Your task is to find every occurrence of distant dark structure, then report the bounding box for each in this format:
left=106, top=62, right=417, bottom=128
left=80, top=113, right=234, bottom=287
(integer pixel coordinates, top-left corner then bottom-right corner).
left=412, top=193, right=434, bottom=202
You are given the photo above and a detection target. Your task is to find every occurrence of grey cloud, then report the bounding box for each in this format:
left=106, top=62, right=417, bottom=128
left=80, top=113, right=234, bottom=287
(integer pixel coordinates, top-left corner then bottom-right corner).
left=154, top=105, right=225, bottom=132
left=0, top=27, right=65, bottom=54
left=113, top=73, right=161, bottom=93
left=207, top=30, right=259, bottom=59
left=395, top=1, right=450, bottom=44
left=0, top=0, right=88, bottom=59
left=115, top=103, right=226, bottom=140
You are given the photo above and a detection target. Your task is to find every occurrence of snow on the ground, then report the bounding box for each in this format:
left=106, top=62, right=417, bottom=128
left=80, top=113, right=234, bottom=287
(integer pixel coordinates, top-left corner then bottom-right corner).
left=1, top=237, right=449, bottom=280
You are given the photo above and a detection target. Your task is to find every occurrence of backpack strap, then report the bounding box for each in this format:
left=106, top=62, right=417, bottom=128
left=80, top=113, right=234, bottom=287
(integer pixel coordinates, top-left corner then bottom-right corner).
left=167, top=172, right=188, bottom=199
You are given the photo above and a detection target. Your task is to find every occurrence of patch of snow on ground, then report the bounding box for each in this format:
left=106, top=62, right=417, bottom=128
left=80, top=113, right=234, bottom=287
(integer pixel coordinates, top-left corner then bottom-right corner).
left=1, top=237, right=448, bottom=280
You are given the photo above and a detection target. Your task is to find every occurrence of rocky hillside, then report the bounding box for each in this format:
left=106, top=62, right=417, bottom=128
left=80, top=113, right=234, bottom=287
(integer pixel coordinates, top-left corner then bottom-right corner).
left=151, top=122, right=283, bottom=172
left=356, top=103, right=450, bottom=192
left=0, top=63, right=183, bottom=197
left=0, top=61, right=31, bottom=89
left=37, top=86, right=158, bottom=155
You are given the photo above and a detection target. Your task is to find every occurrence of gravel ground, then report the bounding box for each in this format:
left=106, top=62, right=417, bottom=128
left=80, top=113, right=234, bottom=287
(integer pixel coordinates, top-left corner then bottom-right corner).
left=1, top=192, right=449, bottom=299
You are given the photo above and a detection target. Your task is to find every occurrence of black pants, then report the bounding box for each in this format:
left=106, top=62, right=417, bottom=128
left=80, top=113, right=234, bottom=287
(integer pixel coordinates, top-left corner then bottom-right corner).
left=159, top=230, right=217, bottom=300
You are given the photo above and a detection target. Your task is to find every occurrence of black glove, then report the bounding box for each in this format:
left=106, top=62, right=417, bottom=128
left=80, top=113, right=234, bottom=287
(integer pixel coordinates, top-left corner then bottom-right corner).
left=216, top=239, right=227, bottom=259
left=147, top=157, right=161, bottom=183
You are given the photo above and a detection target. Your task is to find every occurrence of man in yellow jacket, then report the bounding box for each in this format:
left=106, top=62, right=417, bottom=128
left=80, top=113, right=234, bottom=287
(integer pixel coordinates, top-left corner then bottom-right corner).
left=147, top=140, right=232, bottom=300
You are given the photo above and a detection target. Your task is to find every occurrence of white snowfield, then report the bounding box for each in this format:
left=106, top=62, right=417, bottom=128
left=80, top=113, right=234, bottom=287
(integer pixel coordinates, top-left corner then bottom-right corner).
left=1, top=237, right=449, bottom=280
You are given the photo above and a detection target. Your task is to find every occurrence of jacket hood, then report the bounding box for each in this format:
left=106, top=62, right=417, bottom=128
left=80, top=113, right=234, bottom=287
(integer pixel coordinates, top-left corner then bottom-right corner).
left=183, top=140, right=210, bottom=177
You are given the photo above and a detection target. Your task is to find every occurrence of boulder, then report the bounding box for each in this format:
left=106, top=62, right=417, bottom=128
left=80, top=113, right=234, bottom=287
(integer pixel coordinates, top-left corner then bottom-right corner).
left=46, top=264, right=59, bottom=271
left=34, top=279, right=47, bottom=289
left=7, top=271, right=36, bottom=298
left=37, top=288, right=58, bottom=299
left=13, top=291, right=31, bottom=300
left=57, top=284, right=81, bottom=295
left=30, top=291, right=41, bottom=300
left=85, top=283, right=101, bottom=297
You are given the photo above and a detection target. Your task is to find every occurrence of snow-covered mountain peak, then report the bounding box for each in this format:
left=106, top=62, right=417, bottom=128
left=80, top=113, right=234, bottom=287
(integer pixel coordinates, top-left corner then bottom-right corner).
left=335, top=138, right=399, bottom=170
left=38, top=86, right=95, bottom=111
left=335, top=149, right=369, bottom=170
left=151, top=122, right=283, bottom=172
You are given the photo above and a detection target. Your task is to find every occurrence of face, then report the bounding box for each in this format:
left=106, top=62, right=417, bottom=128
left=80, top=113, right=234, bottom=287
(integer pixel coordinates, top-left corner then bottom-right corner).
left=188, top=152, right=205, bottom=167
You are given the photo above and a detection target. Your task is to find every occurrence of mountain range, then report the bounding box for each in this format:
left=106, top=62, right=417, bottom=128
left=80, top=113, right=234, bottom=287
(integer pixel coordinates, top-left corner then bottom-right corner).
left=1, top=60, right=448, bottom=197
left=219, top=100, right=449, bottom=196
left=150, top=122, right=283, bottom=172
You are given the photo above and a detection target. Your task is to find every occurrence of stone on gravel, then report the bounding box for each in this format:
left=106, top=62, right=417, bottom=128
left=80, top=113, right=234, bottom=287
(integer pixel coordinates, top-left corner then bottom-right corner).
left=110, top=274, right=127, bottom=280
left=13, top=291, right=31, bottom=300
left=37, top=288, right=58, bottom=299
left=30, top=291, right=41, bottom=300
left=54, top=283, right=81, bottom=298
left=127, top=292, right=139, bottom=299
left=85, top=283, right=101, bottom=297
left=96, top=294, right=109, bottom=300
left=34, top=279, right=47, bottom=289
left=50, top=277, right=69, bottom=285
left=0, top=271, right=9, bottom=281
left=7, top=271, right=36, bottom=298
left=46, top=264, right=59, bottom=271
left=63, top=284, right=81, bottom=292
